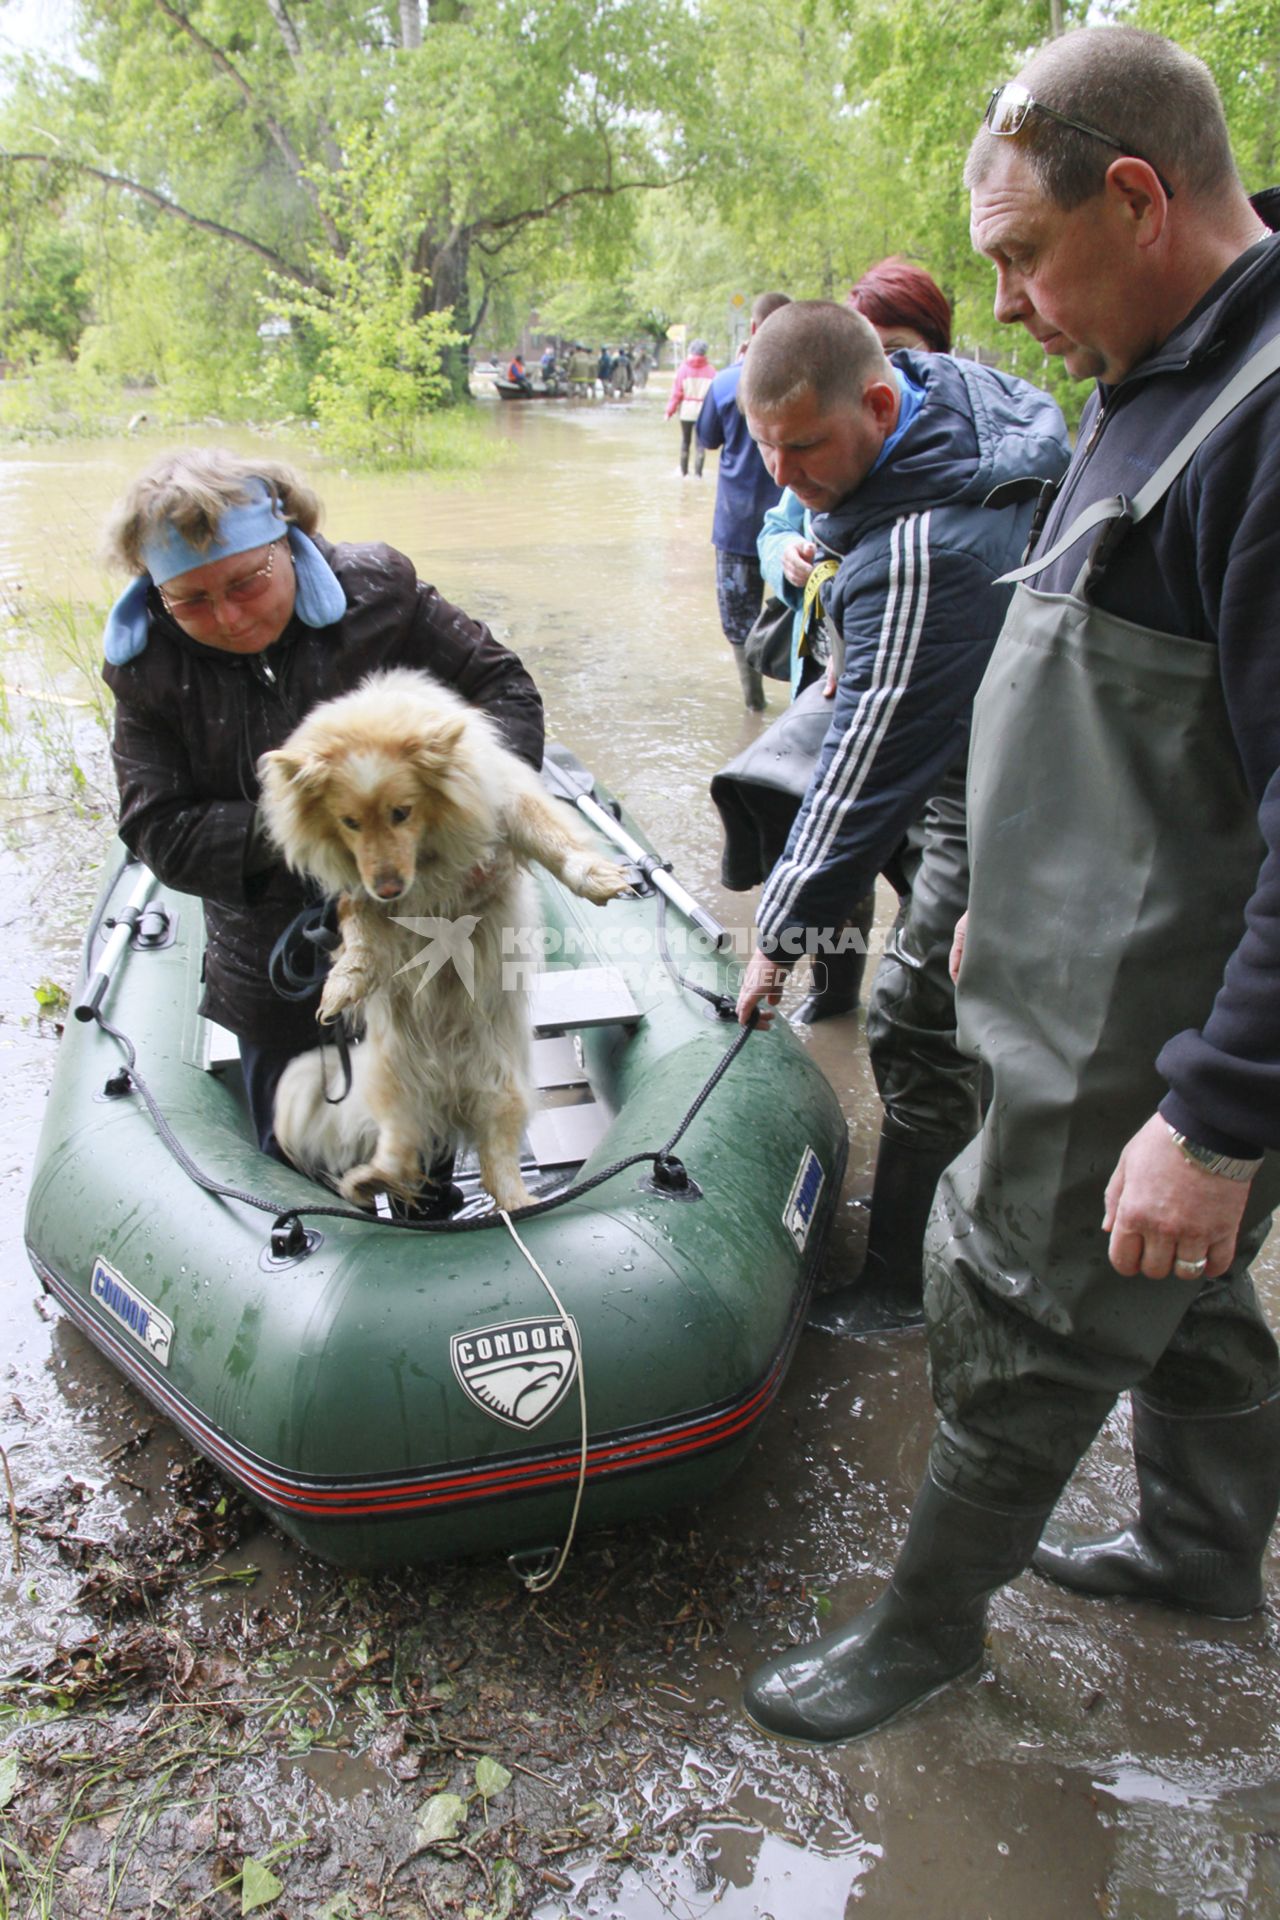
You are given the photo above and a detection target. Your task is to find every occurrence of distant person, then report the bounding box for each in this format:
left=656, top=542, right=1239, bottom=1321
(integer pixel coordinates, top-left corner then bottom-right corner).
left=734, top=301, right=1068, bottom=1342
left=506, top=353, right=532, bottom=392
left=611, top=346, right=635, bottom=396
left=666, top=340, right=717, bottom=475
left=697, top=292, right=791, bottom=711
left=633, top=347, right=652, bottom=389
left=539, top=345, right=557, bottom=383
left=567, top=344, right=595, bottom=394
left=597, top=346, right=614, bottom=394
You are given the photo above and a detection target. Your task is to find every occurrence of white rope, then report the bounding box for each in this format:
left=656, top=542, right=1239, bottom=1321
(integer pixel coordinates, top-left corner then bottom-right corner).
left=498, top=1207, right=589, bottom=1593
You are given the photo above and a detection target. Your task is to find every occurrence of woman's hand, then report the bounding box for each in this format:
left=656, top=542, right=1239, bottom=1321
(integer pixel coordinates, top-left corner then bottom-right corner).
left=781, top=539, right=817, bottom=590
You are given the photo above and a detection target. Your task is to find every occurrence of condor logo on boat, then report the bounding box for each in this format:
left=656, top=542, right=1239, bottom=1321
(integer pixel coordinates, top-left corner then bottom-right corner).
left=450, top=1316, right=580, bottom=1431
left=90, top=1256, right=174, bottom=1368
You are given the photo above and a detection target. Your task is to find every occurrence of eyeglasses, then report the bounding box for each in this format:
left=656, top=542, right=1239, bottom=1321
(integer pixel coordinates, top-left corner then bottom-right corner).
left=983, top=82, right=1175, bottom=200
left=158, top=539, right=285, bottom=621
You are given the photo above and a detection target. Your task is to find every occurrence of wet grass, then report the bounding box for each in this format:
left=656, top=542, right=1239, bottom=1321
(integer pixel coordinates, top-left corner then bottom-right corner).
left=1, top=1444, right=794, bottom=1919
left=0, top=587, right=115, bottom=859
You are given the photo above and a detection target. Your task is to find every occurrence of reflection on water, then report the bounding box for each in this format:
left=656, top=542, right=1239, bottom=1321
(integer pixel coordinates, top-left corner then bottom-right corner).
left=1, top=400, right=1279, bottom=1920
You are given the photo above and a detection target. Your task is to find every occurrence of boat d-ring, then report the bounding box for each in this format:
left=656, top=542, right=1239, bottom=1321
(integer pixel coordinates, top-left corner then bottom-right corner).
left=261, top=1214, right=324, bottom=1270
left=640, top=1152, right=703, bottom=1201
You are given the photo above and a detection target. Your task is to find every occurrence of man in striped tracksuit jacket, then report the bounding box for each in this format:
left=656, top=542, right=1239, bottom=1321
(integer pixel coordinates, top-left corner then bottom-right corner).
left=735, top=300, right=1069, bottom=1334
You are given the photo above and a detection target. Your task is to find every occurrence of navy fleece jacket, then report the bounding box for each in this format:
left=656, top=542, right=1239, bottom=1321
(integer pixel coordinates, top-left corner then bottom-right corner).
left=756, top=350, right=1069, bottom=954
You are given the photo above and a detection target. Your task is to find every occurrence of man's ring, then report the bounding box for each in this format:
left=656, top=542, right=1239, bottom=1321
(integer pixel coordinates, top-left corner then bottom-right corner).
left=1173, top=1255, right=1208, bottom=1279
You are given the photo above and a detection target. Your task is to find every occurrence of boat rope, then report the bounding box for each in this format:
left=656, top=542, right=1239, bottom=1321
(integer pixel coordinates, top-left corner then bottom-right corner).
left=497, top=1207, right=588, bottom=1594
left=653, top=888, right=736, bottom=1017
left=87, top=1006, right=759, bottom=1241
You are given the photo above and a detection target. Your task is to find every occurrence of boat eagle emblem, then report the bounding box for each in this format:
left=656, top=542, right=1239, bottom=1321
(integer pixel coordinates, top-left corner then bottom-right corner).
left=450, top=1316, right=580, bottom=1431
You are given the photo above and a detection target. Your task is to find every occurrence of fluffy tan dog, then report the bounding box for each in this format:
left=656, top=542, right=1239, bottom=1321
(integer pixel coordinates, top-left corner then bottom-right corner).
left=258, top=668, right=630, bottom=1211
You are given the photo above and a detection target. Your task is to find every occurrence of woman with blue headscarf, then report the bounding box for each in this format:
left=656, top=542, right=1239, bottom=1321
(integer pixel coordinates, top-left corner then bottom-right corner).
left=101, top=447, right=544, bottom=1168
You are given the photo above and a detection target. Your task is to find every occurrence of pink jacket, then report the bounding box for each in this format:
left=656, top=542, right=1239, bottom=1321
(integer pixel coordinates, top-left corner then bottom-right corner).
left=666, top=353, right=717, bottom=421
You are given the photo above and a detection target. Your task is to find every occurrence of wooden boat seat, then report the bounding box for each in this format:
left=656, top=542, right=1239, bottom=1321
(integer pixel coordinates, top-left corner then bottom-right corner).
left=528, top=966, right=640, bottom=1036
left=197, top=964, right=642, bottom=1187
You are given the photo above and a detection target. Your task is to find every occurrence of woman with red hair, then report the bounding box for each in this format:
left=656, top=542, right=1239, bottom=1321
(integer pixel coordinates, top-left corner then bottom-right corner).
left=846, top=256, right=952, bottom=354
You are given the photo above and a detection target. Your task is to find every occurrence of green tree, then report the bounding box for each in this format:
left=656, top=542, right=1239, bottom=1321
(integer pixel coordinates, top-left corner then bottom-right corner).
left=0, top=162, right=91, bottom=360
left=1135, top=0, right=1280, bottom=187
left=265, top=125, right=461, bottom=462
left=1, top=0, right=704, bottom=422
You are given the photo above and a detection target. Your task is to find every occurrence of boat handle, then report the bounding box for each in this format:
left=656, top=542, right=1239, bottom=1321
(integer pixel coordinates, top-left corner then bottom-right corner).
left=75, top=868, right=156, bottom=1023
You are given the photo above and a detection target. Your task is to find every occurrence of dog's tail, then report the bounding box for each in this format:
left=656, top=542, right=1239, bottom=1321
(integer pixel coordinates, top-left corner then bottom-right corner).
left=273, top=1046, right=379, bottom=1184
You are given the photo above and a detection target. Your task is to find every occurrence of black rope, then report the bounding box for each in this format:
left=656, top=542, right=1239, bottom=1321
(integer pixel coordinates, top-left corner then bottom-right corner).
left=96, top=1013, right=303, bottom=1218
left=653, top=888, right=736, bottom=1017
left=90, top=1007, right=758, bottom=1241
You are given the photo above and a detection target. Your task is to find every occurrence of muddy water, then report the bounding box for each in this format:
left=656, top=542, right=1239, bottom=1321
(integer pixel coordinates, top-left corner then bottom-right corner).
left=2, top=396, right=1278, bottom=1920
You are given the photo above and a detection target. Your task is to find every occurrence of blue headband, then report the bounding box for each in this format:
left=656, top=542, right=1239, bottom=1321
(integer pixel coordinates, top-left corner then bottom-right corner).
left=103, top=478, right=348, bottom=665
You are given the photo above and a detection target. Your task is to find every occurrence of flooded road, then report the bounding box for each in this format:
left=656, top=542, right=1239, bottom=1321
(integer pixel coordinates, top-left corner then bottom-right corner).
left=1, top=394, right=1278, bottom=1919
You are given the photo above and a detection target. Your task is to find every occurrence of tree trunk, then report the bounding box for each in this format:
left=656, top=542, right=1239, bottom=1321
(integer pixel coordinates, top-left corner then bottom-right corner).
left=415, top=221, right=472, bottom=399
left=399, top=0, right=422, bottom=50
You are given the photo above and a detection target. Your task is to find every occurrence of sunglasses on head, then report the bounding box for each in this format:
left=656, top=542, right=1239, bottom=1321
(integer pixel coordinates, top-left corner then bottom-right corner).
left=983, top=82, right=1175, bottom=199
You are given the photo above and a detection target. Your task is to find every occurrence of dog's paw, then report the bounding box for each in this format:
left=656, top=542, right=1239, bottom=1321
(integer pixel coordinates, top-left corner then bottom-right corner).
left=486, top=1173, right=539, bottom=1212
left=339, top=1161, right=419, bottom=1208
left=319, top=966, right=368, bottom=1025
left=566, top=853, right=634, bottom=905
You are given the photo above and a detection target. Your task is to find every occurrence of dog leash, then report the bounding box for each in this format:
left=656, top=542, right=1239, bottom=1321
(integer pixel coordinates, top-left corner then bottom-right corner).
left=267, top=897, right=354, bottom=1104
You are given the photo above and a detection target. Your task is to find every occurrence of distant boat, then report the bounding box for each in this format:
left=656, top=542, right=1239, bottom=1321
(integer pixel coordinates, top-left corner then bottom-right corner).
left=494, top=379, right=566, bottom=401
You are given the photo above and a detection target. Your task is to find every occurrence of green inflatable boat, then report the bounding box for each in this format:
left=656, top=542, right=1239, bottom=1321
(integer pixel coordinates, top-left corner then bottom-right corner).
left=25, top=753, right=847, bottom=1572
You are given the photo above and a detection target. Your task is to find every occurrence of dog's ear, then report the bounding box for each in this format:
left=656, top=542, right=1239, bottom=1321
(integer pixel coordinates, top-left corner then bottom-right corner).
left=409, top=714, right=468, bottom=785
left=259, top=747, right=329, bottom=796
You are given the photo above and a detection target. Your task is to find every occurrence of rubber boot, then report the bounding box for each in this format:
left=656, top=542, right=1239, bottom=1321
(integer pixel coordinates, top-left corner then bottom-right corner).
left=808, top=1122, right=968, bottom=1336
left=1032, top=1391, right=1280, bottom=1617
left=744, top=1470, right=1050, bottom=1744
left=791, top=891, right=876, bottom=1023
left=732, top=644, right=767, bottom=712
left=390, top=1149, right=465, bottom=1222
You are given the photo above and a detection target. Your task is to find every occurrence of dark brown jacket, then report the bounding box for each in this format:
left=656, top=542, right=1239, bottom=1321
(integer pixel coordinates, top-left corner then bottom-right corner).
left=103, top=537, right=544, bottom=1047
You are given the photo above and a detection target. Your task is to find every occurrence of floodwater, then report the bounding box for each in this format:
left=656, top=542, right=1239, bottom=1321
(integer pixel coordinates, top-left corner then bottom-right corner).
left=1, top=392, right=1279, bottom=1919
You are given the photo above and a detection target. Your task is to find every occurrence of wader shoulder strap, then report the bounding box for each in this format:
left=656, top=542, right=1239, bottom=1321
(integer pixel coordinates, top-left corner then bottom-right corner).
left=997, top=329, right=1280, bottom=588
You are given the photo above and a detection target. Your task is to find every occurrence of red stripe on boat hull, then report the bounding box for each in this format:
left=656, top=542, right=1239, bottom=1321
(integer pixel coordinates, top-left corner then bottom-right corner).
left=32, top=1252, right=794, bottom=1528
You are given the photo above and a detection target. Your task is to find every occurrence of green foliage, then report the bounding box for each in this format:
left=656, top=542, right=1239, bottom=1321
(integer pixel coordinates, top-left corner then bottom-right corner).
left=0, top=0, right=702, bottom=455
left=1135, top=0, right=1280, bottom=187
left=0, top=152, right=91, bottom=362
left=266, top=127, right=462, bottom=464
left=6, top=0, right=1280, bottom=447
left=240, top=1856, right=284, bottom=1913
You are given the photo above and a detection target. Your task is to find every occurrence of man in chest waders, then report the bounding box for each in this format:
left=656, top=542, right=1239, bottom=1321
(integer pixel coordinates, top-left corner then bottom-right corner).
left=745, top=23, right=1280, bottom=1745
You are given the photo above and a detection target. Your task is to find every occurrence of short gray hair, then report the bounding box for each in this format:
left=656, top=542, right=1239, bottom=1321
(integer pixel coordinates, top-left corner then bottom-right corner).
left=739, top=300, right=891, bottom=417
left=965, top=26, right=1239, bottom=210
left=104, top=447, right=324, bottom=574
left=751, top=290, right=791, bottom=328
